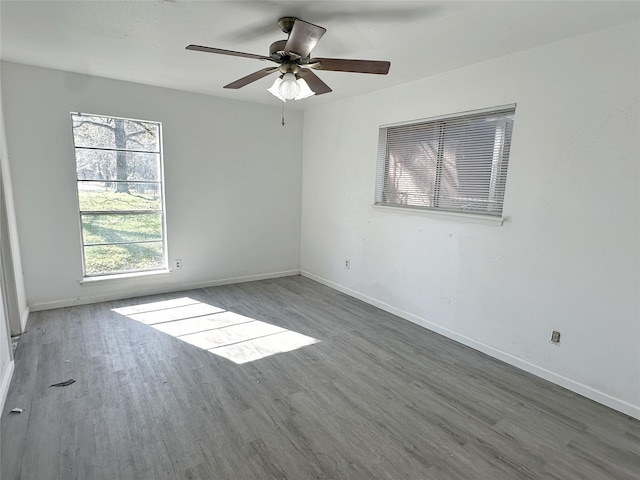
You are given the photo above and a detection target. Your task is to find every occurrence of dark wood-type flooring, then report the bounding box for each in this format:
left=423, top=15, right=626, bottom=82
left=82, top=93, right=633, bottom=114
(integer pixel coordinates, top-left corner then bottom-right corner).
left=2, top=275, right=639, bottom=479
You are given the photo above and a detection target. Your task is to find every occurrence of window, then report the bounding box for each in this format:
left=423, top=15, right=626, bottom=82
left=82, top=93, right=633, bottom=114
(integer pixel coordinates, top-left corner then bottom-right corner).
left=375, top=105, right=515, bottom=217
left=71, top=113, right=167, bottom=277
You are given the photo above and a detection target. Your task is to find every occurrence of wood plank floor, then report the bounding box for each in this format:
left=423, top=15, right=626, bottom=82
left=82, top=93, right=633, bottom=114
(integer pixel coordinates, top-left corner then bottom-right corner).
left=2, top=275, right=639, bottom=479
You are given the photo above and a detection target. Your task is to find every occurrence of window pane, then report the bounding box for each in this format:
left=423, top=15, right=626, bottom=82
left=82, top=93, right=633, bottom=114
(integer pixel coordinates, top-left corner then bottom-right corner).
left=75, top=149, right=160, bottom=181
left=84, top=242, right=164, bottom=276
left=82, top=213, right=162, bottom=245
left=438, top=118, right=497, bottom=211
left=78, top=182, right=162, bottom=211
left=71, top=114, right=159, bottom=152
left=384, top=123, right=440, bottom=207
left=439, top=116, right=513, bottom=213
left=72, top=112, right=166, bottom=277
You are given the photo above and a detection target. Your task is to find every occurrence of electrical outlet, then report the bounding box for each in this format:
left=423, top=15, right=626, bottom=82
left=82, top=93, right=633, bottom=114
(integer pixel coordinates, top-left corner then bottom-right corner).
left=344, top=259, right=350, bottom=269
left=550, top=330, right=561, bottom=345
left=173, top=259, right=182, bottom=270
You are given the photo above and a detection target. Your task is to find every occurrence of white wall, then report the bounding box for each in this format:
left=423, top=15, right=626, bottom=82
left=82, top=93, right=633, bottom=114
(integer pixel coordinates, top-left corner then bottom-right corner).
left=300, top=22, right=640, bottom=418
left=1, top=62, right=303, bottom=308
left=0, top=65, right=16, bottom=409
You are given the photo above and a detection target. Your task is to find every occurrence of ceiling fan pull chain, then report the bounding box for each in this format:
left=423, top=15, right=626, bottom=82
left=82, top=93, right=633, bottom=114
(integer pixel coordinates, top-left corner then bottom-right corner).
left=281, top=101, right=286, bottom=126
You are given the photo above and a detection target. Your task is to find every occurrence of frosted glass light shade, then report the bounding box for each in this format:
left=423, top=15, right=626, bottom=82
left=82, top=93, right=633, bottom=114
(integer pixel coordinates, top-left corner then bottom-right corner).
left=267, top=75, right=316, bottom=102
left=267, top=77, right=285, bottom=101
left=295, top=78, right=315, bottom=100
left=278, top=73, right=300, bottom=99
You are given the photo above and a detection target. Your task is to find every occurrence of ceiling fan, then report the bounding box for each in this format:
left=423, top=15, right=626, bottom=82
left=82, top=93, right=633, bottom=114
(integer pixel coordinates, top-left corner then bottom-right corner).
left=186, top=17, right=391, bottom=101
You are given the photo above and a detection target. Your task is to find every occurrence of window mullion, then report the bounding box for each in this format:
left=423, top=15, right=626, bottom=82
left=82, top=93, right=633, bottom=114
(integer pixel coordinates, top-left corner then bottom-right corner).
left=80, top=210, right=162, bottom=216
left=75, top=145, right=160, bottom=154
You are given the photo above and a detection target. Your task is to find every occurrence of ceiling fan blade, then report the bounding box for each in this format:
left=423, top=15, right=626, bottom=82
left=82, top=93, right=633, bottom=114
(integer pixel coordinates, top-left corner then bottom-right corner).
left=299, top=69, right=332, bottom=95
left=283, top=19, right=326, bottom=59
left=186, top=45, right=276, bottom=62
left=224, top=68, right=279, bottom=89
left=309, top=58, right=390, bottom=75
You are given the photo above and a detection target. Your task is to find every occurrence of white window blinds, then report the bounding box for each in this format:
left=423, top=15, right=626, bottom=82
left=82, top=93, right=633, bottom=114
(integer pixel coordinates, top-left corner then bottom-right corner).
left=375, top=106, right=515, bottom=217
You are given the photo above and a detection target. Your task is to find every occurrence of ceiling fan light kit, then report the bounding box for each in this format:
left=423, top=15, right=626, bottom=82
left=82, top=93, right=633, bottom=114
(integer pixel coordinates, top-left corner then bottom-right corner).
left=267, top=74, right=315, bottom=102
left=186, top=16, right=391, bottom=102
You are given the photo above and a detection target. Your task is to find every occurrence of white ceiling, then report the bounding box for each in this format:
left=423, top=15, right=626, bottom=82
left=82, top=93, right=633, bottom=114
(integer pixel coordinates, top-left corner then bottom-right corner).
left=1, top=1, right=638, bottom=110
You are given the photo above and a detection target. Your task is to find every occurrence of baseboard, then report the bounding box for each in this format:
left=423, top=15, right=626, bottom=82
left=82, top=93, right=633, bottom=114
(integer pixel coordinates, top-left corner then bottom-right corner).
left=0, top=359, right=14, bottom=412
left=300, top=270, right=640, bottom=421
left=29, top=270, right=301, bottom=312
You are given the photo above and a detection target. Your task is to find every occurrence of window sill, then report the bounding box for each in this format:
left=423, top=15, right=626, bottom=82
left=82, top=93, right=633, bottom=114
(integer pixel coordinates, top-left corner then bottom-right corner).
left=372, top=204, right=505, bottom=226
left=79, top=269, right=172, bottom=286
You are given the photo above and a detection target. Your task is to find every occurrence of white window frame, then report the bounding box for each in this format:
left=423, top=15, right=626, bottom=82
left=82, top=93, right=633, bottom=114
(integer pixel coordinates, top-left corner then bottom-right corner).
left=375, top=105, right=516, bottom=223
left=71, top=112, right=168, bottom=279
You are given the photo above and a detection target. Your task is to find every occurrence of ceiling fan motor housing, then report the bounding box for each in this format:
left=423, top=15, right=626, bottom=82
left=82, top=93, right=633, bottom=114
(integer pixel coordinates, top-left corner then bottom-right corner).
left=269, top=40, right=288, bottom=59
left=270, top=40, right=307, bottom=78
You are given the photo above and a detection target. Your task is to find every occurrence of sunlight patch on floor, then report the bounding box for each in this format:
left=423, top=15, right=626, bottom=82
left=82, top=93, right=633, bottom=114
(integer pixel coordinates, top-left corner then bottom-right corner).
left=112, top=297, right=319, bottom=364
